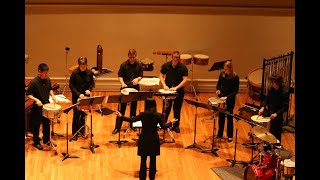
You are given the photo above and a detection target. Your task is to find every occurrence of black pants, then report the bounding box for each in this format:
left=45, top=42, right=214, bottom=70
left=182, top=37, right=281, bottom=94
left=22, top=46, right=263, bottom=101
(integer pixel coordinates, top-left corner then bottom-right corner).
left=30, top=106, right=50, bottom=144
left=162, top=93, right=184, bottom=128
left=217, top=106, right=234, bottom=139
left=115, top=101, right=137, bottom=129
left=269, top=116, right=283, bottom=142
left=140, top=155, right=156, bottom=180
left=72, top=107, right=86, bottom=135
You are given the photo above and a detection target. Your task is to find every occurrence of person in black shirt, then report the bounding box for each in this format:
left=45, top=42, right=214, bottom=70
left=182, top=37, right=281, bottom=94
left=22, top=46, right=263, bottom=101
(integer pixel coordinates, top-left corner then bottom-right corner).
left=114, top=98, right=177, bottom=180
left=112, top=49, right=144, bottom=134
left=26, top=63, right=58, bottom=150
left=159, top=50, right=188, bottom=133
left=216, top=61, right=239, bottom=142
left=69, top=56, right=95, bottom=141
left=258, top=75, right=289, bottom=143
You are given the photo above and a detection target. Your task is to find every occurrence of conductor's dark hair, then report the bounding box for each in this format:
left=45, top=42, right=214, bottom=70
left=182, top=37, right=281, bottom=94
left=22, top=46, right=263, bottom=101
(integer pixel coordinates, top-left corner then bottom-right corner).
left=144, top=98, right=157, bottom=112
left=38, top=63, right=49, bottom=72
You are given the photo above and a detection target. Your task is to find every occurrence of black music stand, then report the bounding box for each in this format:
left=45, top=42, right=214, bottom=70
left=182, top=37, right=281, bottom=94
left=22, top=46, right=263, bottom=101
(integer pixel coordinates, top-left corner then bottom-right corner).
left=201, top=106, right=222, bottom=157
left=126, top=91, right=154, bottom=143
left=224, top=112, right=248, bottom=167
left=154, top=92, right=178, bottom=145
left=208, top=60, right=232, bottom=72
left=184, top=99, right=217, bottom=151
left=79, top=96, right=105, bottom=154
left=61, top=103, right=80, bottom=161
left=107, top=94, right=136, bottom=148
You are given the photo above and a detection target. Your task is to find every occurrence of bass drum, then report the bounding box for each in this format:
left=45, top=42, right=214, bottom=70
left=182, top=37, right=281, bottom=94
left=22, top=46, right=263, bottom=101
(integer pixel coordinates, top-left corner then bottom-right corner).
left=243, top=165, right=276, bottom=180
left=247, top=68, right=263, bottom=101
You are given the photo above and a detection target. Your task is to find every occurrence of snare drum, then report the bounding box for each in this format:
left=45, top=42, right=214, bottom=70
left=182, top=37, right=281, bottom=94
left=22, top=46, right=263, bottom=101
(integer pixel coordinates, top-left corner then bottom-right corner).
left=208, top=97, right=226, bottom=109
left=121, top=88, right=138, bottom=95
left=251, top=115, right=271, bottom=130
left=247, top=68, right=263, bottom=101
left=42, top=103, right=61, bottom=119
left=140, top=58, right=154, bottom=71
left=180, top=54, right=193, bottom=65
left=193, top=54, right=209, bottom=65
left=158, top=89, right=177, bottom=100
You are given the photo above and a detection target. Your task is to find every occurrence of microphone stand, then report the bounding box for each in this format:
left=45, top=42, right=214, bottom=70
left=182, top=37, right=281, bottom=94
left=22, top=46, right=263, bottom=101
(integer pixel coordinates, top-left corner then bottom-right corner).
left=62, top=47, right=70, bottom=95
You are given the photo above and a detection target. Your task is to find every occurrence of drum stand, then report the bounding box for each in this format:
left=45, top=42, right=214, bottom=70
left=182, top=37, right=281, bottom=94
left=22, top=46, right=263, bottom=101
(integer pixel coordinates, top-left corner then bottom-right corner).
left=201, top=111, right=219, bottom=157
left=47, top=118, right=58, bottom=155
left=190, top=60, right=199, bottom=101
left=184, top=99, right=206, bottom=151
left=79, top=96, right=105, bottom=153
left=226, top=113, right=248, bottom=167
left=69, top=110, right=90, bottom=141
left=51, top=119, right=64, bottom=138
left=160, top=98, right=175, bottom=145
left=61, top=103, right=79, bottom=161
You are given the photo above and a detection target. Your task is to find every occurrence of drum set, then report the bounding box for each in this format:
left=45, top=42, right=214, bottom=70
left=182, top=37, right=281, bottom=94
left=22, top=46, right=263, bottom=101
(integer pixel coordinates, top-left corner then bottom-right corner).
left=243, top=126, right=295, bottom=180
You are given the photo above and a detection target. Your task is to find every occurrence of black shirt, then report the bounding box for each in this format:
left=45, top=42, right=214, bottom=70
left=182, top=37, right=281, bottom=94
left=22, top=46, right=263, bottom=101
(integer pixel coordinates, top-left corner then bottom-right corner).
left=262, top=88, right=289, bottom=115
left=118, top=60, right=143, bottom=87
left=160, top=61, right=188, bottom=91
left=216, top=72, right=240, bottom=105
left=25, top=76, right=53, bottom=104
left=69, top=67, right=95, bottom=103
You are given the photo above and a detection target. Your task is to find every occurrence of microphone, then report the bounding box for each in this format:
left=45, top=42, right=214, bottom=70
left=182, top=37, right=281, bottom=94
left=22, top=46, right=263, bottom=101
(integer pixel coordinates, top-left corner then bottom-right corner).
left=65, top=47, right=70, bottom=51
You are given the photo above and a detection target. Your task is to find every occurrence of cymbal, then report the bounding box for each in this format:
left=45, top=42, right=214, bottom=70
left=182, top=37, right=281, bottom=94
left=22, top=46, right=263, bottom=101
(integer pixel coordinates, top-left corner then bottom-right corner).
left=251, top=126, right=278, bottom=143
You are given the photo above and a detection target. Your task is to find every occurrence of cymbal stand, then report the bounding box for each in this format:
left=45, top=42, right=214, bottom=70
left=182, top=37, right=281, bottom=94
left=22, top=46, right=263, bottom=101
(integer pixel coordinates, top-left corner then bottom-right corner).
left=61, top=47, right=70, bottom=95
left=190, top=59, right=199, bottom=101
left=47, top=118, right=58, bottom=155
left=109, top=102, right=129, bottom=148
left=184, top=101, right=203, bottom=151
left=61, top=104, right=79, bottom=161
left=81, top=104, right=99, bottom=153
left=226, top=115, right=248, bottom=167
left=201, top=111, right=219, bottom=157
left=160, top=98, right=175, bottom=145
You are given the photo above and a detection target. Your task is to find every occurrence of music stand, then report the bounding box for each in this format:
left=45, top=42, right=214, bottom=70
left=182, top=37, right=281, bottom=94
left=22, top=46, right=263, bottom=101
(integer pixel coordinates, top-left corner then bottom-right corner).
left=126, top=91, right=154, bottom=143
left=224, top=112, right=248, bottom=167
left=79, top=96, right=105, bottom=154
left=184, top=99, right=216, bottom=151
left=208, top=60, right=232, bottom=72
left=107, top=94, right=134, bottom=148
left=61, top=103, right=79, bottom=161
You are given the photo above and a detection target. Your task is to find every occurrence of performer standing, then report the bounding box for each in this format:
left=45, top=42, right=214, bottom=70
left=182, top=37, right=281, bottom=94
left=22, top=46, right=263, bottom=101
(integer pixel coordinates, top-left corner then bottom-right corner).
left=258, top=75, right=289, bottom=143
left=26, top=63, right=58, bottom=150
left=112, top=49, right=143, bottom=134
left=159, top=50, right=188, bottom=133
left=114, top=98, right=177, bottom=180
left=69, top=56, right=95, bottom=141
left=216, top=61, right=239, bottom=142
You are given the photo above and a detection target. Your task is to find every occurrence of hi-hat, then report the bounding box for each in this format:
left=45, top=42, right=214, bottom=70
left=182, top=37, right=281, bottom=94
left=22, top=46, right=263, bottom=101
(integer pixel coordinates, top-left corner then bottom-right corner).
left=251, top=126, right=278, bottom=143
